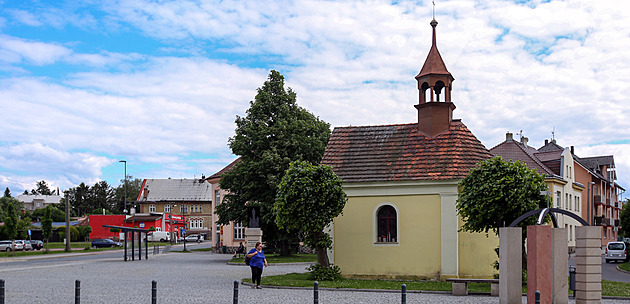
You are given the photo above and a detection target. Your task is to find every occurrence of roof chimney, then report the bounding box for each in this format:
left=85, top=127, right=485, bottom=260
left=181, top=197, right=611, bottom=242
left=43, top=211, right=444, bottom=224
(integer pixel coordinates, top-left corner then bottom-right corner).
left=506, top=132, right=513, bottom=141
left=545, top=139, right=548, bottom=145
left=521, top=136, right=529, bottom=147
left=571, top=146, right=574, bottom=155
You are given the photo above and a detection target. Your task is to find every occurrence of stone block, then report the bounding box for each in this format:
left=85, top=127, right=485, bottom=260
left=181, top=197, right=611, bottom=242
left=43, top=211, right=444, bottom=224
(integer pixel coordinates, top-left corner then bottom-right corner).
left=576, top=238, right=602, bottom=248
left=527, top=225, right=552, bottom=304
left=491, top=282, right=499, bottom=296
left=576, top=265, right=602, bottom=274
left=575, top=281, right=601, bottom=292
left=576, top=273, right=602, bottom=283
left=575, top=246, right=603, bottom=257
left=452, top=282, right=468, bottom=296
left=552, top=228, right=568, bottom=304
left=576, top=226, right=602, bottom=240
left=576, top=290, right=602, bottom=301
left=575, top=255, right=602, bottom=266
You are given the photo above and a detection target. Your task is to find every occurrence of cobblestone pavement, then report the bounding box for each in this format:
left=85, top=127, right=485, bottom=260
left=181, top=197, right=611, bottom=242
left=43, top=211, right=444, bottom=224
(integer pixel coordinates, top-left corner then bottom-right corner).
left=0, top=250, right=627, bottom=303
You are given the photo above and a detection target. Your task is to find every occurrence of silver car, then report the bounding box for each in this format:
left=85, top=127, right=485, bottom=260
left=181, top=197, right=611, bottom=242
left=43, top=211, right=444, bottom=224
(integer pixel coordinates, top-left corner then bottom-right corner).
left=605, top=241, right=627, bottom=263
left=0, top=240, right=16, bottom=251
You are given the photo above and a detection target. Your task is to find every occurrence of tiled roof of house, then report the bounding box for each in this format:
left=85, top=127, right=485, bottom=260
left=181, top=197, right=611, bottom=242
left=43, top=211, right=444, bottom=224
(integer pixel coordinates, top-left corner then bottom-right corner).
left=321, top=120, right=491, bottom=183
left=139, top=178, right=213, bottom=202
left=207, top=158, right=241, bottom=180
left=490, top=140, right=556, bottom=176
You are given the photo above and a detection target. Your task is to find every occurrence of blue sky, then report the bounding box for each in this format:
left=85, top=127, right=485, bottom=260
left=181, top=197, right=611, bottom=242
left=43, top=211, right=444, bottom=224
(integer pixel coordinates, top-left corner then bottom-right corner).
left=1, top=0, right=629, bottom=198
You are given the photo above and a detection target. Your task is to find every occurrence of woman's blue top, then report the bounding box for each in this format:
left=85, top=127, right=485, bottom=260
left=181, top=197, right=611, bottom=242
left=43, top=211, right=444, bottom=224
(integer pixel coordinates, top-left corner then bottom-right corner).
left=248, top=248, right=266, bottom=268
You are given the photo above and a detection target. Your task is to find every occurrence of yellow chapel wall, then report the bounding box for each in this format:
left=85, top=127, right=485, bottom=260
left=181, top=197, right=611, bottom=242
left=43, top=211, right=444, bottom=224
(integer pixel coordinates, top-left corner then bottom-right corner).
left=457, top=217, right=499, bottom=279
left=333, top=194, right=442, bottom=279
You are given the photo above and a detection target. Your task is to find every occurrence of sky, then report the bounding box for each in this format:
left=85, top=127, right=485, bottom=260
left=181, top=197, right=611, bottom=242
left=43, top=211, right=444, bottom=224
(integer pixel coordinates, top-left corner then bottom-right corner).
left=1, top=0, right=629, bottom=198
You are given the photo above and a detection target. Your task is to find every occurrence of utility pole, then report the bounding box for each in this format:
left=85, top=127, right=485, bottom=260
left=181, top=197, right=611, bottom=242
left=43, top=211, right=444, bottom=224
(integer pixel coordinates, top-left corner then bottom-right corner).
left=65, top=190, right=71, bottom=252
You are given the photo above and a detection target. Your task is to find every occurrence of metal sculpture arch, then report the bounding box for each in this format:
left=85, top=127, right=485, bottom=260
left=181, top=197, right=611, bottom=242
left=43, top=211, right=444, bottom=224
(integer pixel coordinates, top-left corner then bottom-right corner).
left=508, top=207, right=589, bottom=228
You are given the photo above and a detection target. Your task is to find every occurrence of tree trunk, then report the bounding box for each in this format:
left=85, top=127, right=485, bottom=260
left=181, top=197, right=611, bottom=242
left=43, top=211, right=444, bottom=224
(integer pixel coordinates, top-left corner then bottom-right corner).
left=315, top=245, right=330, bottom=267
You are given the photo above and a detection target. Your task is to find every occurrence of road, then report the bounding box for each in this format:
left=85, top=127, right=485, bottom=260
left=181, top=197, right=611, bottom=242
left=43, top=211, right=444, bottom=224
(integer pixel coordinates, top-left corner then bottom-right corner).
left=568, top=255, right=630, bottom=283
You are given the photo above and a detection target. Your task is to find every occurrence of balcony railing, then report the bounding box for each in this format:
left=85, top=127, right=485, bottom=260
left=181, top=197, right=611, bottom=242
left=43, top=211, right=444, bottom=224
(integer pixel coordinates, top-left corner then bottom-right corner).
left=594, top=195, right=602, bottom=204
left=594, top=216, right=613, bottom=226
left=615, top=219, right=620, bottom=227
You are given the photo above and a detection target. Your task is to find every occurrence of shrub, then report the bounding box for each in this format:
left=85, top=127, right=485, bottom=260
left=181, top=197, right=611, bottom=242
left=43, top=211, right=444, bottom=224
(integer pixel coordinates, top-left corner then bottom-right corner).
left=307, top=264, right=342, bottom=281
left=57, top=226, right=80, bottom=242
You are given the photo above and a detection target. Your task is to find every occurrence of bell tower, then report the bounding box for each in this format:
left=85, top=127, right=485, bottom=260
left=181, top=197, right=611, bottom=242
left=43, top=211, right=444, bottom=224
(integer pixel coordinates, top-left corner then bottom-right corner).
left=415, top=19, right=456, bottom=138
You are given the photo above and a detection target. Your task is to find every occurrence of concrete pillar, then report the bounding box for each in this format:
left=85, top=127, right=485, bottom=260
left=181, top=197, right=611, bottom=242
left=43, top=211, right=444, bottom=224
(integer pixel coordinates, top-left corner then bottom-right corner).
left=440, top=193, right=459, bottom=277
left=245, top=228, right=263, bottom=252
left=552, top=228, right=568, bottom=304
left=499, top=227, right=522, bottom=304
left=575, top=226, right=602, bottom=304
left=527, top=225, right=552, bottom=304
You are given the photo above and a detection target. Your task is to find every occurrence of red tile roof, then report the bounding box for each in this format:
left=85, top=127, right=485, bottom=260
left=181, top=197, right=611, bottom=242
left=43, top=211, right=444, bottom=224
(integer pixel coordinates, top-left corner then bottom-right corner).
left=321, top=120, right=491, bottom=183
left=490, top=140, right=556, bottom=176
left=207, top=158, right=241, bottom=180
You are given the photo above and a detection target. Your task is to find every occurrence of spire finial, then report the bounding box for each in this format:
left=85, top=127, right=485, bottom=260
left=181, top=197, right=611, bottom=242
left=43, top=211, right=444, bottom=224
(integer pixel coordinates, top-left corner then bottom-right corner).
left=432, top=0, right=435, bottom=20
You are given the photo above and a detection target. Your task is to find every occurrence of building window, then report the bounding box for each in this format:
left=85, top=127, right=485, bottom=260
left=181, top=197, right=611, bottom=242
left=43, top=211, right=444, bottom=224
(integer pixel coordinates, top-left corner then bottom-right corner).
left=234, top=222, right=245, bottom=239
left=556, top=192, right=561, bottom=208
left=181, top=204, right=189, bottom=213
left=568, top=194, right=572, bottom=210
left=149, top=204, right=156, bottom=212
left=190, top=219, right=203, bottom=229
left=377, top=205, right=397, bottom=243
left=165, top=204, right=171, bottom=213
left=575, top=197, right=580, bottom=212
left=215, top=190, right=221, bottom=205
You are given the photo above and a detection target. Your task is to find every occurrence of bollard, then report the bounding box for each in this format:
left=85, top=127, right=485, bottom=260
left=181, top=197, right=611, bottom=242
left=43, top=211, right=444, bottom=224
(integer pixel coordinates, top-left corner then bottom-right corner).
left=569, top=265, right=576, bottom=297
left=1, top=279, right=5, bottom=304
left=152, top=280, right=157, bottom=304
left=401, top=284, right=407, bottom=304
left=75, top=280, right=81, bottom=304
left=314, top=281, right=319, bottom=304
left=535, top=290, right=540, bottom=304
left=233, top=280, right=238, bottom=304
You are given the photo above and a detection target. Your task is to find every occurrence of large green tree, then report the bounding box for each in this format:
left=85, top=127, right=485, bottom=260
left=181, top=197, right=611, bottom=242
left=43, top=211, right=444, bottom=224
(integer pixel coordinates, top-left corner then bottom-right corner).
left=216, top=70, right=331, bottom=255
left=42, top=206, right=54, bottom=251
left=3, top=202, right=18, bottom=240
left=457, top=156, right=549, bottom=234
left=31, top=180, right=54, bottom=195
left=275, top=161, right=347, bottom=267
left=457, top=156, right=549, bottom=271
left=113, top=176, right=143, bottom=213
left=620, top=199, right=630, bottom=238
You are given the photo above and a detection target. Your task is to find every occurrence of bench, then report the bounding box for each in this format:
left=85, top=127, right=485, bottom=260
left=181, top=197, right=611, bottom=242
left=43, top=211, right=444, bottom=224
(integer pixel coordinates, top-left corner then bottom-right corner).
left=445, top=278, right=499, bottom=296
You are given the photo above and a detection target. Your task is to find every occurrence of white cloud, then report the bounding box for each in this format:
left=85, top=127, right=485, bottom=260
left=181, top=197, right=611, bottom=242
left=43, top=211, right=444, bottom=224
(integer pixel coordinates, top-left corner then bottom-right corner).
left=1, top=0, right=630, bottom=195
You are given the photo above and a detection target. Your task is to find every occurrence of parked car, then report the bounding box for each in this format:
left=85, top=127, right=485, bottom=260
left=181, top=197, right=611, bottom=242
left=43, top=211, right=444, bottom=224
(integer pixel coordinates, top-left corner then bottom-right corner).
left=28, top=240, right=44, bottom=250
left=605, top=241, right=627, bottom=263
left=12, top=240, right=26, bottom=251
left=19, top=240, right=32, bottom=251
left=0, top=240, right=16, bottom=252
left=91, top=239, right=123, bottom=248
left=184, top=234, right=202, bottom=242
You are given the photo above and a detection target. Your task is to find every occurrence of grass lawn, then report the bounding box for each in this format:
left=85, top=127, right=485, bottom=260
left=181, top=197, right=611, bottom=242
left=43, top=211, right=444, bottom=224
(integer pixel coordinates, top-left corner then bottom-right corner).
left=230, top=253, right=316, bottom=264
left=618, top=261, right=630, bottom=272
left=244, top=273, right=630, bottom=297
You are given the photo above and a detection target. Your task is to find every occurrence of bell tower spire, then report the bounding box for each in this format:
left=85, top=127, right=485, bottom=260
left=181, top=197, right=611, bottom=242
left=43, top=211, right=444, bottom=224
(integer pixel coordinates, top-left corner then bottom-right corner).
left=414, top=18, right=456, bottom=138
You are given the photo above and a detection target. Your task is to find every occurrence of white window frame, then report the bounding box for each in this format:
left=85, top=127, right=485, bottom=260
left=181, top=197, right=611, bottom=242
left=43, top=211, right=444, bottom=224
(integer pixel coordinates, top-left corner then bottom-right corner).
left=149, top=204, right=156, bottom=212
left=234, top=222, right=245, bottom=240
left=164, top=204, right=171, bottom=213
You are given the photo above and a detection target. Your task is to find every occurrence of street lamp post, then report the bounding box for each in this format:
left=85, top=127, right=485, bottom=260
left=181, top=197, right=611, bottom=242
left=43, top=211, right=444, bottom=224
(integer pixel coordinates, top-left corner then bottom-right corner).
left=172, top=204, right=187, bottom=250
left=119, top=160, right=127, bottom=214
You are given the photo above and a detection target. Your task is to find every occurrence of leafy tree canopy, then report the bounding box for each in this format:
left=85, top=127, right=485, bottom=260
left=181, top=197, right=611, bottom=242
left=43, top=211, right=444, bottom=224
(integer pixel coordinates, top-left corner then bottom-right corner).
left=216, top=70, right=331, bottom=254
left=457, top=156, right=549, bottom=235
left=31, top=180, right=54, bottom=195
left=275, top=161, right=347, bottom=267
left=620, top=199, right=630, bottom=238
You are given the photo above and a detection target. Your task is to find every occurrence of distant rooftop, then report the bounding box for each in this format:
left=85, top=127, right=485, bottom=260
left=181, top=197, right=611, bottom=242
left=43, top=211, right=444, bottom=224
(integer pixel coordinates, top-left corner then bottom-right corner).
left=138, top=178, right=213, bottom=202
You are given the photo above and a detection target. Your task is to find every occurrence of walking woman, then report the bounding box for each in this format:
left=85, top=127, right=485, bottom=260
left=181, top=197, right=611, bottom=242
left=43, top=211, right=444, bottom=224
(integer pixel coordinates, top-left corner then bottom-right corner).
left=247, top=242, right=268, bottom=289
